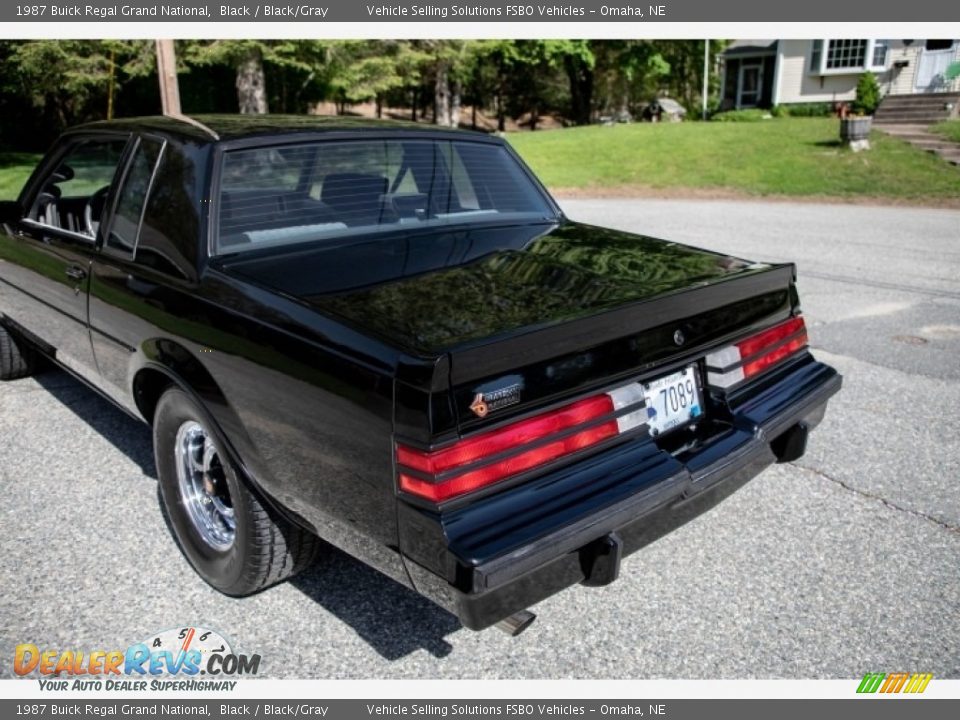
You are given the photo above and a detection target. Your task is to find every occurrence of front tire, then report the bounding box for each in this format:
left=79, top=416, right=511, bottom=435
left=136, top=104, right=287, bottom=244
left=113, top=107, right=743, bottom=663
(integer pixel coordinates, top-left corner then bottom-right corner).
left=0, top=324, right=35, bottom=380
left=153, top=387, right=319, bottom=595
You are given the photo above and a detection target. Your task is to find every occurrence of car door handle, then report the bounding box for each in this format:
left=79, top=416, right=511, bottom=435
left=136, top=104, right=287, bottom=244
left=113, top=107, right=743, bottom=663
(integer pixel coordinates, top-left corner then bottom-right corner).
left=65, top=266, right=87, bottom=281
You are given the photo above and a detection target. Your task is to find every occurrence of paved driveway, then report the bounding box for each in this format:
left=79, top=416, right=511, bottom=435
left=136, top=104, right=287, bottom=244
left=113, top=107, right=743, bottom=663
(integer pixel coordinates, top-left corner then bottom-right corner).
left=1, top=199, right=958, bottom=678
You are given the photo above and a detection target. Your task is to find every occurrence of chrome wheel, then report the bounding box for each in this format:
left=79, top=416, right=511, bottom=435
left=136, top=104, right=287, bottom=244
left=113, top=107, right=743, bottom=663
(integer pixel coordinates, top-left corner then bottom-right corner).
left=175, top=420, right=236, bottom=551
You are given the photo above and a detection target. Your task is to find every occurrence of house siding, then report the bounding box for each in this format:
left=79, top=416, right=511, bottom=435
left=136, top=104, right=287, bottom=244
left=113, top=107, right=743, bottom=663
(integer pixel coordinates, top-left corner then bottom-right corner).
left=726, top=40, right=960, bottom=108
left=885, top=44, right=918, bottom=95
left=777, top=39, right=859, bottom=104
left=774, top=40, right=959, bottom=103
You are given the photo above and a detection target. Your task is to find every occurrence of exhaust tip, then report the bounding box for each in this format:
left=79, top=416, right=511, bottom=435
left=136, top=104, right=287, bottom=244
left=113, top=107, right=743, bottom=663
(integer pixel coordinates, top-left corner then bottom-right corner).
left=494, top=610, right=536, bottom=637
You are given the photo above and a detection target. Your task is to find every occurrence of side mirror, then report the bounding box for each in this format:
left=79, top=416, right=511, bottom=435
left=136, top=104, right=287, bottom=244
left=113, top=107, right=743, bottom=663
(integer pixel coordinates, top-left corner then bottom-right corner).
left=0, top=200, right=23, bottom=224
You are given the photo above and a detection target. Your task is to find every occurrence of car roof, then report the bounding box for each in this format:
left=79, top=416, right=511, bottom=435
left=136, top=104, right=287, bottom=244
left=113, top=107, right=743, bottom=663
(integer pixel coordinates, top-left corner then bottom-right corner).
left=71, top=114, right=490, bottom=144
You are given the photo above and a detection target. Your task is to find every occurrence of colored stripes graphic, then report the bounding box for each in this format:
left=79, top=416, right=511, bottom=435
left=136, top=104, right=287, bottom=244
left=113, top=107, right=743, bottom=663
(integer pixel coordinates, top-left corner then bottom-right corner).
left=857, top=672, right=933, bottom=694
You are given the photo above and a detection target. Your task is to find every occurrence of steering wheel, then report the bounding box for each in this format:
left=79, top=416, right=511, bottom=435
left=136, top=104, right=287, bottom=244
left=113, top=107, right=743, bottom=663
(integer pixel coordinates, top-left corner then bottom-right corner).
left=84, top=186, right=111, bottom=237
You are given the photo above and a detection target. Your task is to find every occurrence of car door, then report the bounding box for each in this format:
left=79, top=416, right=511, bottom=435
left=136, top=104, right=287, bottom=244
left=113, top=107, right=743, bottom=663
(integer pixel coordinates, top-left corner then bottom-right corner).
left=0, top=134, right=131, bottom=383
left=87, top=134, right=176, bottom=409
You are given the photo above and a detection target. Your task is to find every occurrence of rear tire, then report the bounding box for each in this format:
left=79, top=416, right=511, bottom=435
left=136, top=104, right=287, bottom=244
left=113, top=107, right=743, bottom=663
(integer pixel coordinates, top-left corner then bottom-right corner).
left=0, top=324, right=34, bottom=380
left=153, top=386, right=319, bottom=595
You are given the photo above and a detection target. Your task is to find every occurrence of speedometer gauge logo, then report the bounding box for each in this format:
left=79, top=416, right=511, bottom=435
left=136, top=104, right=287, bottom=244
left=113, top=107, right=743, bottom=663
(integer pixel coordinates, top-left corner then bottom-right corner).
left=140, top=626, right=233, bottom=666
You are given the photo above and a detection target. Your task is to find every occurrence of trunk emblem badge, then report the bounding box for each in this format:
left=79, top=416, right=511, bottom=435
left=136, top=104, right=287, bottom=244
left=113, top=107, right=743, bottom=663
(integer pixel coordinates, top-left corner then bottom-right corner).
left=469, top=394, right=490, bottom=418
left=673, top=329, right=686, bottom=346
left=469, top=383, right=522, bottom=418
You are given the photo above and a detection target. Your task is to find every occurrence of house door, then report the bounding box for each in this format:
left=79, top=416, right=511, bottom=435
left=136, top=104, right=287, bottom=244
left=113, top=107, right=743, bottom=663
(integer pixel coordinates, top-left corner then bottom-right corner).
left=915, top=42, right=956, bottom=92
left=737, top=62, right=763, bottom=107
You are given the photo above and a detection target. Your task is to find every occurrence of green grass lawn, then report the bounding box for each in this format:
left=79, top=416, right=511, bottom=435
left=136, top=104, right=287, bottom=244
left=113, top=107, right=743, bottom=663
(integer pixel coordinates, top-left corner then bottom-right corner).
left=507, top=118, right=960, bottom=202
left=0, top=153, right=39, bottom=201
left=4, top=118, right=959, bottom=205
left=932, top=120, right=960, bottom=144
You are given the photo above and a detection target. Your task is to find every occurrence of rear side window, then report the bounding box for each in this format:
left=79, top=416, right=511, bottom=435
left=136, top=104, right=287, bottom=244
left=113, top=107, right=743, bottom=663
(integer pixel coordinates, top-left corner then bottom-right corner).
left=216, top=138, right=554, bottom=253
left=106, top=137, right=165, bottom=255
left=134, top=143, right=200, bottom=281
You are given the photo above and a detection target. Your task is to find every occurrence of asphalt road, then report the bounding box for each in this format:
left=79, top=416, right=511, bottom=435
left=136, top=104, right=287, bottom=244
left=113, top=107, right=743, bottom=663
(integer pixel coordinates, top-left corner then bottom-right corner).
left=1, top=199, right=958, bottom=679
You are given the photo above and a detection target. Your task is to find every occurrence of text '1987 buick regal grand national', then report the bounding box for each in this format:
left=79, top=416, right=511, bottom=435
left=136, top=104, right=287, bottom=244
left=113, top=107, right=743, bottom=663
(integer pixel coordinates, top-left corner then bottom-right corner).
left=0, top=115, right=840, bottom=634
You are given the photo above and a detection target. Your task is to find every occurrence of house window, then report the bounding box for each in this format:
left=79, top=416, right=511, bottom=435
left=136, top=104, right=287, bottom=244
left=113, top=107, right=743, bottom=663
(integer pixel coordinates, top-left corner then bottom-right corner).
left=871, top=40, right=889, bottom=68
left=810, top=40, right=822, bottom=72
left=826, top=39, right=868, bottom=70
left=810, top=39, right=890, bottom=74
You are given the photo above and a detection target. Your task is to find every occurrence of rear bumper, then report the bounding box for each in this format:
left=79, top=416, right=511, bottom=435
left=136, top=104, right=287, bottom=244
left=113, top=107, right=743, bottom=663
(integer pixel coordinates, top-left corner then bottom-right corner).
left=401, top=356, right=841, bottom=630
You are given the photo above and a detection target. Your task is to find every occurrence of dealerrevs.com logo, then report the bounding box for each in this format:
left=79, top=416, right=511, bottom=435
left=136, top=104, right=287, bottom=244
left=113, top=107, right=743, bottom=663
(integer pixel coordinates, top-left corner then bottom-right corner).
left=14, top=626, right=260, bottom=691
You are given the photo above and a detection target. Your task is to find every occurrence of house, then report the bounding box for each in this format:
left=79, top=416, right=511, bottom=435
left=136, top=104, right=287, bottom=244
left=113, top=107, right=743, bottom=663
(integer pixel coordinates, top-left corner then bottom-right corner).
left=720, top=39, right=960, bottom=110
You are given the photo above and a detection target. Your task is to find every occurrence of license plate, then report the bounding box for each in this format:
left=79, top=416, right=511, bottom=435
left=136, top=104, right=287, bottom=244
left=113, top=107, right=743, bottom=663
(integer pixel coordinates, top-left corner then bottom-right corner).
left=643, top=365, right=702, bottom=436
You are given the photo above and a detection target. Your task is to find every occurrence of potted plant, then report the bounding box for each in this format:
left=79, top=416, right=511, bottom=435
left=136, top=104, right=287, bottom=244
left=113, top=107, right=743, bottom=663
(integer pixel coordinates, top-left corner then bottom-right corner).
left=840, top=72, right=881, bottom=147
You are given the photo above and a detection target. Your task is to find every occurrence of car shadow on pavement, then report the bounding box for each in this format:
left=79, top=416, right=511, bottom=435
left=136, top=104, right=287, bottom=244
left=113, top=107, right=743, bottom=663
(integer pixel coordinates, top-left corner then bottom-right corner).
left=291, top=550, right=462, bottom=661
left=34, top=366, right=157, bottom=479
left=38, top=366, right=462, bottom=661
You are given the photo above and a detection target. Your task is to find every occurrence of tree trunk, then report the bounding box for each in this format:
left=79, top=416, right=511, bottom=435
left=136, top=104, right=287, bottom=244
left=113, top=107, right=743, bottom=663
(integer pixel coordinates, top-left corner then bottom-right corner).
left=496, top=88, right=505, bottom=132
left=434, top=62, right=451, bottom=126
left=619, top=76, right=630, bottom=117
left=565, top=56, right=594, bottom=125
left=376, top=94, right=383, bottom=119
left=411, top=87, right=417, bottom=122
left=450, top=78, right=462, bottom=128
left=106, top=50, right=115, bottom=121
left=236, top=47, right=268, bottom=115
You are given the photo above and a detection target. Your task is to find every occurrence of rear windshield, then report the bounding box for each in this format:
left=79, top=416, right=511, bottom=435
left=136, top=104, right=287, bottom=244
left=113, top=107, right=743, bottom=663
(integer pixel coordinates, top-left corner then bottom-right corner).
left=215, top=138, right=555, bottom=253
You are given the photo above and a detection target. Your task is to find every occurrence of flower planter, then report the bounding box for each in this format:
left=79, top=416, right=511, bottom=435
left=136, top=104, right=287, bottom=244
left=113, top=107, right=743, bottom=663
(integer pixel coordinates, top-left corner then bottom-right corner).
left=840, top=116, right=872, bottom=142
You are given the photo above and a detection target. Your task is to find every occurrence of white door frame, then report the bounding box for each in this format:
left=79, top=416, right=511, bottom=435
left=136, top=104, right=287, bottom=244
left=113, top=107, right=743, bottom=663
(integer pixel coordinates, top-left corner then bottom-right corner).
left=737, top=59, right=764, bottom=108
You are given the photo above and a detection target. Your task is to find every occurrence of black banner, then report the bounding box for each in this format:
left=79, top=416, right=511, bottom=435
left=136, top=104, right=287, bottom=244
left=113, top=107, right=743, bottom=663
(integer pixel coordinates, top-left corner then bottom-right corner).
left=3, top=0, right=959, bottom=23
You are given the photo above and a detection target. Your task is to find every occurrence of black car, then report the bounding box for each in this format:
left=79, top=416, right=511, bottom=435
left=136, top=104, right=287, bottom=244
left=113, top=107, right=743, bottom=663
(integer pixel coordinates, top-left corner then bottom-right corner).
left=0, top=115, right=840, bottom=634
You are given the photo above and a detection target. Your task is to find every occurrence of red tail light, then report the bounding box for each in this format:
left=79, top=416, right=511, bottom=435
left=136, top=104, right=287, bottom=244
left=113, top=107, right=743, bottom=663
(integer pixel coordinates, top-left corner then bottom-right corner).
left=397, top=390, right=649, bottom=503
left=706, top=316, right=808, bottom=389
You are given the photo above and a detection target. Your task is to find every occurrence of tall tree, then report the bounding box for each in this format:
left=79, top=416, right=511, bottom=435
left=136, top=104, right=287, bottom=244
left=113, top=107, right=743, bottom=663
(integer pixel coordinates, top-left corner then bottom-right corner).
left=184, top=41, right=321, bottom=114
left=468, top=40, right=522, bottom=131
left=324, top=41, right=426, bottom=116
left=542, top=41, right=596, bottom=125
left=657, top=40, right=728, bottom=115
left=509, top=41, right=592, bottom=130
left=1, top=40, right=152, bottom=127
left=592, top=41, right=670, bottom=117
left=416, top=41, right=471, bottom=127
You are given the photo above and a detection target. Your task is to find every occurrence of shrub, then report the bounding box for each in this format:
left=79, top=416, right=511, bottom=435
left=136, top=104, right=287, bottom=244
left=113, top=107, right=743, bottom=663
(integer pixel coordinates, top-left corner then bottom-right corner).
left=712, top=108, right=772, bottom=122
left=778, top=102, right=833, bottom=117
left=852, top=73, right=882, bottom=116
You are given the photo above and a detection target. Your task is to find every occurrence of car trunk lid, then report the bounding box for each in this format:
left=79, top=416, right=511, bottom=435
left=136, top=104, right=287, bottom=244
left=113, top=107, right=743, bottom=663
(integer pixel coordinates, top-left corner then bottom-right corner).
left=219, top=220, right=797, bottom=437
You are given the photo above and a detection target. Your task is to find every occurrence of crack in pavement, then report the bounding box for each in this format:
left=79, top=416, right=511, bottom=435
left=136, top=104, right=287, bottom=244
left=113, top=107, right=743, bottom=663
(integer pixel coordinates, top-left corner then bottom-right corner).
left=791, top=461, right=960, bottom=535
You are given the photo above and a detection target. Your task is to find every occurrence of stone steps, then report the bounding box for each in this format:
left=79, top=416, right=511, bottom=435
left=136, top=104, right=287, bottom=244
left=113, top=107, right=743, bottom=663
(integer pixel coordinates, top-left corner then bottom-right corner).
left=876, top=122, right=960, bottom=166
left=874, top=92, right=959, bottom=126
left=873, top=113, right=949, bottom=125
left=875, top=111, right=956, bottom=124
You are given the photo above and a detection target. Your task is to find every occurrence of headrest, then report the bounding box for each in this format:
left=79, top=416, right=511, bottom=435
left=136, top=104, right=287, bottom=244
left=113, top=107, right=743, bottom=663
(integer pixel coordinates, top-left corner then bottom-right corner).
left=320, top=173, right=388, bottom=209
left=51, top=164, right=75, bottom=183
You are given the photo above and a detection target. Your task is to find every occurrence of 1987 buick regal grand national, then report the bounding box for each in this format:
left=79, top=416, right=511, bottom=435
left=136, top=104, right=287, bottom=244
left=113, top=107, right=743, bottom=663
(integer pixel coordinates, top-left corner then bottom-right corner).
left=0, top=116, right=840, bottom=633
